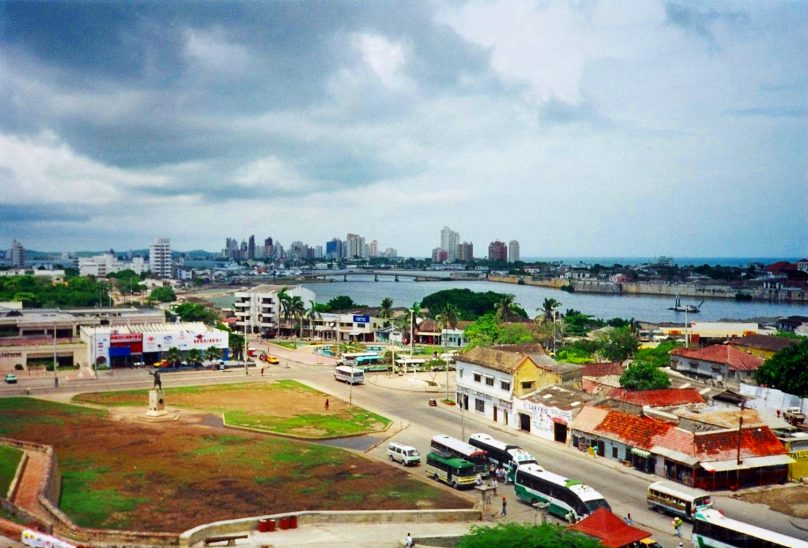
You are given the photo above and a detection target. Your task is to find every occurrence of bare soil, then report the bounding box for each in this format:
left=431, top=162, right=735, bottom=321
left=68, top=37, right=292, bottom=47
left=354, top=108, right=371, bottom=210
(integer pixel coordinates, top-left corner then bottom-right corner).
left=733, top=484, right=808, bottom=518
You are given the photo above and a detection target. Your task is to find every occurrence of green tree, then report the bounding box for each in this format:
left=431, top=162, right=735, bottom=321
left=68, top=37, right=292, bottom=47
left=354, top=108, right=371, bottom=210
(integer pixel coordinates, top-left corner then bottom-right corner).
left=304, top=300, right=321, bottom=338
left=149, top=286, right=176, bottom=303
left=287, top=295, right=306, bottom=338
left=186, top=348, right=203, bottom=367
left=420, top=288, right=527, bottom=320
left=378, top=297, right=394, bottom=325
left=634, top=340, right=682, bottom=369
left=164, top=347, right=181, bottom=366
left=172, top=302, right=218, bottom=324
left=323, top=295, right=363, bottom=311
left=620, top=361, right=671, bottom=390
left=495, top=294, right=521, bottom=322
left=539, top=297, right=561, bottom=321
left=459, top=522, right=600, bottom=548
left=436, top=302, right=460, bottom=400
left=596, top=327, right=640, bottom=362
left=204, top=346, right=221, bottom=363
left=497, top=323, right=537, bottom=345
left=464, top=314, right=501, bottom=348
left=754, top=339, right=808, bottom=397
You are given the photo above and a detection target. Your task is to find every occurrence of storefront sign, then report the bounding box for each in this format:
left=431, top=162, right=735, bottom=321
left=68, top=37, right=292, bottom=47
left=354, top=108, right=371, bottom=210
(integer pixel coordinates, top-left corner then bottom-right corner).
left=111, top=333, right=142, bottom=344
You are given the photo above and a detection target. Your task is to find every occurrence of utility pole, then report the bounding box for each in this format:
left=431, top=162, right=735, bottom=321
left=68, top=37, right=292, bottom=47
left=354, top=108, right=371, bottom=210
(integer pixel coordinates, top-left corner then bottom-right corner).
left=244, top=309, right=249, bottom=376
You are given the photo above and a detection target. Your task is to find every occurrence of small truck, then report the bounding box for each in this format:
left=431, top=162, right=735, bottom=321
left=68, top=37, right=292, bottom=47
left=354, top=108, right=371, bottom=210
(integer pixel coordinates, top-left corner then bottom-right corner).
left=784, top=407, right=805, bottom=426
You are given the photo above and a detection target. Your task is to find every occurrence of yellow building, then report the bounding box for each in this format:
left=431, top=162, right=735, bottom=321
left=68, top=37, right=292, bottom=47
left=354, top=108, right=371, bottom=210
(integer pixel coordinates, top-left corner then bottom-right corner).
left=778, top=431, right=808, bottom=481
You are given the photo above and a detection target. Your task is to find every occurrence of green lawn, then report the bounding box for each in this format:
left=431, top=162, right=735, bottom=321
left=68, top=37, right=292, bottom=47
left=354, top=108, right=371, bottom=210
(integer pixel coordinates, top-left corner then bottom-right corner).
left=0, top=445, right=23, bottom=497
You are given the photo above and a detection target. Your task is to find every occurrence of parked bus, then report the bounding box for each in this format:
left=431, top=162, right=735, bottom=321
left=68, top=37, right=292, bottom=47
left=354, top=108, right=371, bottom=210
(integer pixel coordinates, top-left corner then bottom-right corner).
left=431, top=434, right=489, bottom=476
left=334, top=365, right=365, bottom=385
left=468, top=433, right=538, bottom=479
left=425, top=451, right=477, bottom=489
left=514, top=463, right=611, bottom=522
left=692, top=508, right=804, bottom=548
left=647, top=480, right=712, bottom=520
left=338, top=352, right=380, bottom=366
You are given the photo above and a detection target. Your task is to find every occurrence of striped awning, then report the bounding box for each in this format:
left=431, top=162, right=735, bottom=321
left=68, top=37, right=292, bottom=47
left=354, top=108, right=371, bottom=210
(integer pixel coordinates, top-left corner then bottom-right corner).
left=631, top=448, right=651, bottom=458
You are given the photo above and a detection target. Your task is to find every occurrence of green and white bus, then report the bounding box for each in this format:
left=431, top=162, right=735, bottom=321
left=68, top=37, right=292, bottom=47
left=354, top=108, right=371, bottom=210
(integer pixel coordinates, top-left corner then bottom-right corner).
left=425, top=451, right=477, bottom=490
left=514, top=463, right=611, bottom=522
left=692, top=508, right=805, bottom=548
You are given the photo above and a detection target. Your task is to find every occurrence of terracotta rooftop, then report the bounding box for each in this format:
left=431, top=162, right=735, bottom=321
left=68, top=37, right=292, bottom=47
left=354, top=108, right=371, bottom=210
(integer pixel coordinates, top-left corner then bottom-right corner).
left=569, top=508, right=651, bottom=548
left=731, top=335, right=798, bottom=354
left=670, top=344, right=764, bottom=371
left=607, top=387, right=705, bottom=407
left=694, top=427, right=787, bottom=461
left=594, top=409, right=675, bottom=451
left=581, top=362, right=624, bottom=377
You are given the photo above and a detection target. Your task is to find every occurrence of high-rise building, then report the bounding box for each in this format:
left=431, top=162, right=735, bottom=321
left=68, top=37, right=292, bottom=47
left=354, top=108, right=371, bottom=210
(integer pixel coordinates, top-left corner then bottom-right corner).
left=488, top=240, right=507, bottom=262
left=432, top=247, right=448, bottom=263
left=346, top=233, right=365, bottom=259
left=458, top=242, right=474, bottom=262
left=149, top=238, right=172, bottom=278
left=370, top=240, right=378, bottom=257
left=326, top=238, right=343, bottom=260
left=9, top=240, right=24, bottom=268
left=508, top=240, right=520, bottom=263
left=440, top=226, right=460, bottom=262
left=248, top=235, right=256, bottom=260
left=264, top=237, right=274, bottom=259
left=224, top=237, right=239, bottom=260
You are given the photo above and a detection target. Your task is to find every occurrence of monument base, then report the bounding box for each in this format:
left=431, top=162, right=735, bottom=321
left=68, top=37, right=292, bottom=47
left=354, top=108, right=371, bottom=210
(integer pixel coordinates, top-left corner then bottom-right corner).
left=138, top=388, right=180, bottom=422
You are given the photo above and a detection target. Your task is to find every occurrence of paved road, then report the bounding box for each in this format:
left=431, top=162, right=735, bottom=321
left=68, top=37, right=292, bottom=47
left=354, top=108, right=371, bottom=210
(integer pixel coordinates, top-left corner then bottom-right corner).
left=2, top=345, right=807, bottom=544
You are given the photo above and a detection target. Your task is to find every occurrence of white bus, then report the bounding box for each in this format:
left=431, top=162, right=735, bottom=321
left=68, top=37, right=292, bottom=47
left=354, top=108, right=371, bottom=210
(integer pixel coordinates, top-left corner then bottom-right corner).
left=430, top=434, right=489, bottom=476
left=334, top=365, right=365, bottom=385
left=647, top=480, right=712, bottom=520
left=468, top=433, right=538, bottom=479
left=514, top=463, right=611, bottom=522
left=692, top=508, right=805, bottom=548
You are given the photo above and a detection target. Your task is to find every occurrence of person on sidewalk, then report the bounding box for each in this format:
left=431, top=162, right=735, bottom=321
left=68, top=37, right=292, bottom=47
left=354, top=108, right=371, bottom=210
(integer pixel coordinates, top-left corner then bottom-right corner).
left=672, top=516, right=683, bottom=537
left=404, top=532, right=414, bottom=547
left=500, top=497, right=507, bottom=517
left=325, top=398, right=330, bottom=411
left=491, top=477, right=497, bottom=495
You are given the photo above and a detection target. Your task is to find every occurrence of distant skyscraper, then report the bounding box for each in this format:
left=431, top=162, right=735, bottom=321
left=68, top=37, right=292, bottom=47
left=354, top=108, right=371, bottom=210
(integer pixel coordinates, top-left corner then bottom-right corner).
left=370, top=240, right=378, bottom=257
left=248, top=235, right=256, bottom=260
left=264, top=237, right=273, bottom=259
left=508, top=240, right=520, bottom=263
left=149, top=238, right=172, bottom=278
left=9, top=240, right=24, bottom=268
left=346, top=233, right=365, bottom=259
left=326, top=238, right=343, bottom=260
left=488, top=240, right=507, bottom=262
left=432, top=247, right=448, bottom=263
left=224, top=237, right=239, bottom=260
left=440, top=226, right=460, bottom=262
left=458, top=242, right=474, bottom=262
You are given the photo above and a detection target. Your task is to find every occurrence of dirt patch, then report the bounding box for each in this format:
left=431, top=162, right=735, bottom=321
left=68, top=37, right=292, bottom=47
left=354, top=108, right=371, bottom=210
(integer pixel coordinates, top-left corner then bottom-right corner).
left=733, top=484, right=808, bottom=518
left=0, top=398, right=470, bottom=533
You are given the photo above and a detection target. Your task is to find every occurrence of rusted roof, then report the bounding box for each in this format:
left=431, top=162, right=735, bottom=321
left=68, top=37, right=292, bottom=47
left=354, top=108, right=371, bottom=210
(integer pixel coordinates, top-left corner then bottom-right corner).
left=607, top=387, right=705, bottom=407
left=568, top=405, right=609, bottom=434
left=694, top=427, right=787, bottom=461
left=459, top=347, right=533, bottom=374
left=594, top=409, right=675, bottom=450
left=569, top=508, right=651, bottom=548
left=732, top=335, right=797, bottom=353
left=671, top=344, right=764, bottom=371
left=581, top=362, right=624, bottom=377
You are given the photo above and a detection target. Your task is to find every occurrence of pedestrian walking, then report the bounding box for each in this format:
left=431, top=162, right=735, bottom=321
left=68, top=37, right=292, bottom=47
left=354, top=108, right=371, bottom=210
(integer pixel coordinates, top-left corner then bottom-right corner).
left=500, top=497, right=507, bottom=517
left=325, top=398, right=330, bottom=411
left=624, top=513, right=632, bottom=525
left=673, top=516, right=683, bottom=537
left=54, top=376, right=59, bottom=388
left=491, top=477, right=497, bottom=495
left=404, top=532, right=414, bottom=547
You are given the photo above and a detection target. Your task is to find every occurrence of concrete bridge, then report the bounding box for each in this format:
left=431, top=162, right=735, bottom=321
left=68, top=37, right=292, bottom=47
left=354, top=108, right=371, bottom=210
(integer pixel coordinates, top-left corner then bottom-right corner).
left=298, top=269, right=486, bottom=282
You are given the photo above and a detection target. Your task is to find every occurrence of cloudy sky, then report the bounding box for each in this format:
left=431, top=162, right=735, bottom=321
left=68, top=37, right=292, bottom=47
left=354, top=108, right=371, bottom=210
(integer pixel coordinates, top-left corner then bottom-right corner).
left=1, top=1, right=805, bottom=258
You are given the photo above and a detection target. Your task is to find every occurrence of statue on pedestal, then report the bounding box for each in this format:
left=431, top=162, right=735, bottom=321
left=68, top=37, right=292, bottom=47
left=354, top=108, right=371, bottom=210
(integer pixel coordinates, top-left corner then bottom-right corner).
left=148, top=370, right=162, bottom=391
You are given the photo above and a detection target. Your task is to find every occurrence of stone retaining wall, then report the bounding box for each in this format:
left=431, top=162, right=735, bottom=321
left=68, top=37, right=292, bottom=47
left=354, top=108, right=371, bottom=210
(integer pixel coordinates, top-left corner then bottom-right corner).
left=179, top=509, right=481, bottom=547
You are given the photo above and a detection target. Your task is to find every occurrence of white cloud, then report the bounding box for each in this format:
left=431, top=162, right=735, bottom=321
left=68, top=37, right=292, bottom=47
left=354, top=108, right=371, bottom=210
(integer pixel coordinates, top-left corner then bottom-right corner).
left=183, top=27, right=251, bottom=75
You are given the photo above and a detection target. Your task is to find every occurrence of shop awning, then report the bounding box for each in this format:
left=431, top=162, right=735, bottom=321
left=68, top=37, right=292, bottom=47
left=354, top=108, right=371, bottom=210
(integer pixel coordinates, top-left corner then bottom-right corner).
left=700, top=454, right=795, bottom=472
left=551, top=417, right=568, bottom=425
left=631, top=448, right=651, bottom=458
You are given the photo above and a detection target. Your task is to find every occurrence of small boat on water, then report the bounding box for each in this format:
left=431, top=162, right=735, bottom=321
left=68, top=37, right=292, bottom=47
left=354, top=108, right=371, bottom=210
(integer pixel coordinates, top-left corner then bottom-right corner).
left=669, top=295, right=703, bottom=313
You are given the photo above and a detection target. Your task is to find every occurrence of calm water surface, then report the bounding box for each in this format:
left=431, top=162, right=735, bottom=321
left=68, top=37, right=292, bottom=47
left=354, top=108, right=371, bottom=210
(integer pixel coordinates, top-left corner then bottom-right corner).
left=210, top=277, right=808, bottom=323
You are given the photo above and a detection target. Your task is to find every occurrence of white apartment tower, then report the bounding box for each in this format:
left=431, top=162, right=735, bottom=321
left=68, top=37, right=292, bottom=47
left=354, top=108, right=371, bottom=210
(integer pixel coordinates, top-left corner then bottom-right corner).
left=149, top=238, right=172, bottom=278
left=508, top=240, right=520, bottom=263
left=440, top=226, right=460, bottom=262
left=9, top=240, right=24, bottom=268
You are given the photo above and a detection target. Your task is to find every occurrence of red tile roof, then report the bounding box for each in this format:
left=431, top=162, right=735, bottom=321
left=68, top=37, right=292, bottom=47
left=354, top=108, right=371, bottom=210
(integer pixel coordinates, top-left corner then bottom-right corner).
left=671, top=344, right=764, bottom=371
left=581, top=362, right=624, bottom=377
left=595, top=409, right=675, bottom=450
left=569, top=508, right=651, bottom=548
left=607, top=387, right=705, bottom=407
left=694, top=426, right=787, bottom=461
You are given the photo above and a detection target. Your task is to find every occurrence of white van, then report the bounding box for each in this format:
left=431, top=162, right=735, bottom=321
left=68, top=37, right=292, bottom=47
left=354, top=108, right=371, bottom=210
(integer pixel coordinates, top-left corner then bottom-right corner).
left=334, top=365, right=364, bottom=385
left=387, top=442, right=421, bottom=466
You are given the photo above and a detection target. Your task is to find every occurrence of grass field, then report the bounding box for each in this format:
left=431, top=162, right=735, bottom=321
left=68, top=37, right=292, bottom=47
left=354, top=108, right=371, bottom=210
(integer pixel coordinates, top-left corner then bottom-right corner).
left=0, top=444, right=23, bottom=497
left=0, top=396, right=470, bottom=532
left=73, top=380, right=391, bottom=438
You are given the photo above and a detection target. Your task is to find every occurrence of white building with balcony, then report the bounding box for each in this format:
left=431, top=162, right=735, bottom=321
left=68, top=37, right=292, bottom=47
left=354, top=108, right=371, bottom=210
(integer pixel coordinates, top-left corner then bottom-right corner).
left=233, top=285, right=315, bottom=336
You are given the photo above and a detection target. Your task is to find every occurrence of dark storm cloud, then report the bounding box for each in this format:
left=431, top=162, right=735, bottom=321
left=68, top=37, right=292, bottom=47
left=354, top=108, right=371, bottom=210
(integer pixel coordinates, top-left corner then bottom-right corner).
left=0, top=203, right=90, bottom=223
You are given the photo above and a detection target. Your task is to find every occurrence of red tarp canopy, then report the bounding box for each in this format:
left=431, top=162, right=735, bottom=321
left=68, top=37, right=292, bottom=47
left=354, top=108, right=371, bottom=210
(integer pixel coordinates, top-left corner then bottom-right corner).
left=569, top=508, right=651, bottom=548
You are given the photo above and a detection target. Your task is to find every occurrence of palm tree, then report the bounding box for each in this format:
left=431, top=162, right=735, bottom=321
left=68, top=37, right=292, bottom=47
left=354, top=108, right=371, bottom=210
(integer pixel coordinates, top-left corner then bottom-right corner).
left=277, top=287, right=293, bottom=333
left=204, top=346, right=221, bottom=365
left=378, top=297, right=394, bottom=326
left=288, top=295, right=306, bottom=338
left=539, top=298, right=562, bottom=322
left=186, top=348, right=203, bottom=368
left=165, top=346, right=182, bottom=367
left=495, top=294, right=519, bottom=322
left=435, top=303, right=460, bottom=401
left=408, top=302, right=425, bottom=352
left=304, top=300, right=321, bottom=339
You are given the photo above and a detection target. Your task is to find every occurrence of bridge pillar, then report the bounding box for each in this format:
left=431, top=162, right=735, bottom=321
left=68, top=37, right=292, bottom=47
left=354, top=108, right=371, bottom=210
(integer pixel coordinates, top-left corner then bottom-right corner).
left=374, top=274, right=379, bottom=282
left=343, top=274, right=347, bottom=282
left=395, top=275, right=399, bottom=282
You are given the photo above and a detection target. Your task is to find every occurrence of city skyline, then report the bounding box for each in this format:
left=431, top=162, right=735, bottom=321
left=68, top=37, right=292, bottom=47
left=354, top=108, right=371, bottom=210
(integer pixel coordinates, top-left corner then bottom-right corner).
left=1, top=1, right=805, bottom=257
